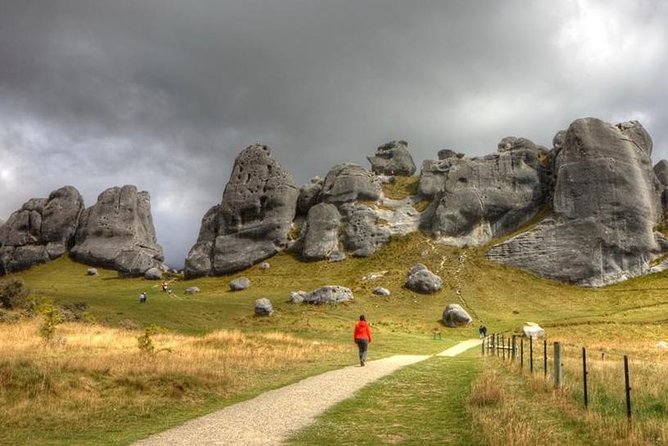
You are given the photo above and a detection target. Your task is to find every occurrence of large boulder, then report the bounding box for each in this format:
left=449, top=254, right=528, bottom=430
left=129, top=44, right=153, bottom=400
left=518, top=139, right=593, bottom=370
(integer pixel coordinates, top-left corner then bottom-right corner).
left=301, top=203, right=342, bottom=261
left=0, top=186, right=84, bottom=274
left=419, top=137, right=549, bottom=246
left=185, top=145, right=298, bottom=278
left=405, top=264, right=443, bottom=293
left=300, top=285, right=354, bottom=304
left=320, top=164, right=382, bottom=204
left=367, top=140, right=416, bottom=176
left=442, top=304, right=473, bottom=327
left=70, top=185, right=164, bottom=276
left=487, top=118, right=663, bottom=286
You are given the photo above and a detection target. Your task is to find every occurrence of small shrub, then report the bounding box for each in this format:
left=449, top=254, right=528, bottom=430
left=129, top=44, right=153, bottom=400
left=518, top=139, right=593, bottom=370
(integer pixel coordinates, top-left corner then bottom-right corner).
left=120, top=319, right=140, bottom=331
left=0, top=279, right=29, bottom=310
left=137, top=324, right=164, bottom=353
left=38, top=302, right=63, bottom=344
left=59, top=302, right=89, bottom=322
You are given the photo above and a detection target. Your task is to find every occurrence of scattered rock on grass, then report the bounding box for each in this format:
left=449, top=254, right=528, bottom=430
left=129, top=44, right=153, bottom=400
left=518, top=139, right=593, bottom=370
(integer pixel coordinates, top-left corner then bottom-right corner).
left=291, top=286, right=353, bottom=305
left=86, top=268, right=99, bottom=276
left=259, top=262, right=271, bottom=270
left=523, top=322, right=545, bottom=338
left=144, top=267, right=162, bottom=280
left=405, top=264, right=442, bottom=293
left=373, top=287, right=391, bottom=296
left=184, top=286, right=200, bottom=295
left=230, top=277, right=250, bottom=291
left=255, top=298, right=273, bottom=316
left=442, top=304, right=473, bottom=327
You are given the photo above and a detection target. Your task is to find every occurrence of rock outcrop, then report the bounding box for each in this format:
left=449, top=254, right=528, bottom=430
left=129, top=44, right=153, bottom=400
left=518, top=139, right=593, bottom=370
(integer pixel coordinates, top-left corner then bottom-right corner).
left=70, top=185, right=164, bottom=276
left=301, top=203, right=342, bottom=261
left=419, top=137, right=549, bottom=246
left=487, top=118, right=662, bottom=286
left=367, top=140, right=416, bottom=176
left=297, top=285, right=354, bottom=304
left=0, top=186, right=84, bottom=274
left=185, top=145, right=299, bottom=278
left=320, top=164, right=382, bottom=204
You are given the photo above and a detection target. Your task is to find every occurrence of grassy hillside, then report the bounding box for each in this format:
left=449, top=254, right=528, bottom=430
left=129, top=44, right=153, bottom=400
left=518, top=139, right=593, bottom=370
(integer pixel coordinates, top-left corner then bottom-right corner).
left=2, top=231, right=668, bottom=444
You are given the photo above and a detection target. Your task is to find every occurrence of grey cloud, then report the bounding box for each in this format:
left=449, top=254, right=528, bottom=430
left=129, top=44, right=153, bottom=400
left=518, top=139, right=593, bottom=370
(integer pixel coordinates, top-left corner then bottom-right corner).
left=1, top=0, right=667, bottom=266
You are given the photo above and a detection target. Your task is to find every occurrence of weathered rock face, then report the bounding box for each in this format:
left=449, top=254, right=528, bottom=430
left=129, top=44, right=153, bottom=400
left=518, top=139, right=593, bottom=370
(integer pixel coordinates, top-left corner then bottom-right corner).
left=70, top=185, right=164, bottom=276
left=185, top=145, right=298, bottom=278
left=442, top=304, right=473, bottom=327
left=296, top=177, right=323, bottom=215
left=321, top=164, right=382, bottom=204
left=0, top=186, right=84, bottom=274
left=654, top=160, right=668, bottom=208
left=419, top=137, right=549, bottom=246
left=487, top=118, right=662, bottom=286
left=301, top=203, right=342, bottom=261
left=367, top=140, right=416, bottom=176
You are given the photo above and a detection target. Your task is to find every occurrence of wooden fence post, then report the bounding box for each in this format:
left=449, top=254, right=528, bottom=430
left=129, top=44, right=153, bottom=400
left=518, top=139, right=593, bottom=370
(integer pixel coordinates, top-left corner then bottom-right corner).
left=554, top=342, right=563, bottom=389
left=502, top=335, right=505, bottom=360
left=520, top=337, right=524, bottom=369
left=624, top=355, right=632, bottom=425
left=543, top=339, right=548, bottom=379
left=530, top=337, right=534, bottom=373
left=512, top=335, right=516, bottom=362
left=481, top=336, right=485, bottom=356
left=582, top=347, right=588, bottom=408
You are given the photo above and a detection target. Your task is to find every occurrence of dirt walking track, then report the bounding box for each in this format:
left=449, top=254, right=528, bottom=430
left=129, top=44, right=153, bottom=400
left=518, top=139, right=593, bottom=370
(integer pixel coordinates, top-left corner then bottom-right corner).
left=133, top=339, right=482, bottom=446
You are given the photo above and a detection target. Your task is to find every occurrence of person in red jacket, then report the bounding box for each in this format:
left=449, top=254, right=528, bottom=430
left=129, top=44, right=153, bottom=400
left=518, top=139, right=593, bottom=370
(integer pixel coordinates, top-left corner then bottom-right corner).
left=354, top=315, right=372, bottom=366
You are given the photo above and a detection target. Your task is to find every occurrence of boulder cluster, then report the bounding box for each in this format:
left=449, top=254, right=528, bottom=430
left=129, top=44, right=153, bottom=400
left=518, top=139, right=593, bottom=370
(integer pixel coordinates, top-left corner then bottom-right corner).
left=0, top=185, right=163, bottom=276
left=4, top=116, right=668, bottom=288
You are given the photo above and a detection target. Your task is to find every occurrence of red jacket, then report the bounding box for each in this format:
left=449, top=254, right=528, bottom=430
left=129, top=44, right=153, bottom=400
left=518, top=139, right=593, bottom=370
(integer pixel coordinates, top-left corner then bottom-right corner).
left=354, top=321, right=372, bottom=342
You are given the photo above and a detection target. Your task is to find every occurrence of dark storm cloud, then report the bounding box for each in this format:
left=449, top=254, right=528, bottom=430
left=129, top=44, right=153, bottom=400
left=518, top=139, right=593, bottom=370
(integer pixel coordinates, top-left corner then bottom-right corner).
left=1, top=0, right=667, bottom=265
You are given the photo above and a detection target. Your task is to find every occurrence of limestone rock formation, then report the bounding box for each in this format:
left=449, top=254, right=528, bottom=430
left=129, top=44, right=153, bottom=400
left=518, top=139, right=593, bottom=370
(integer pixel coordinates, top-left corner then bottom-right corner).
left=654, top=160, right=668, bottom=208
left=185, top=145, right=298, bottom=278
left=144, top=267, right=162, bottom=280
left=405, top=264, right=443, bottom=294
left=419, top=137, right=549, bottom=247
left=70, top=185, right=164, bottom=276
left=442, top=304, right=473, bottom=327
left=367, top=140, right=416, bottom=176
left=320, top=164, right=382, bottom=204
left=338, top=203, right=391, bottom=257
left=487, top=118, right=662, bottom=286
left=296, top=177, right=323, bottom=215
left=0, top=186, right=84, bottom=274
left=301, top=203, right=342, bottom=261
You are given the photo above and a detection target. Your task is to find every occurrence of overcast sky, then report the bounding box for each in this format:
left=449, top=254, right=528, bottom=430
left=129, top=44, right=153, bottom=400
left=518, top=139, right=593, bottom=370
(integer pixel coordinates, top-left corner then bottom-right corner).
left=1, top=0, right=667, bottom=266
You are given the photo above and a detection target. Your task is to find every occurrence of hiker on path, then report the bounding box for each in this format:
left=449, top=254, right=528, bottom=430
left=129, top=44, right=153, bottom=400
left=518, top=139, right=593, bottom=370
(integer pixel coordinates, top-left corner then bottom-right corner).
left=353, top=315, right=372, bottom=367
left=479, top=324, right=487, bottom=338
left=139, top=292, right=147, bottom=303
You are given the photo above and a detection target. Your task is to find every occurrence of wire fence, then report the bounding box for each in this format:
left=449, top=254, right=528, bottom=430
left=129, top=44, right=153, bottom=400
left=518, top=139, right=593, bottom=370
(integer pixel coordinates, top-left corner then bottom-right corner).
left=481, top=333, right=668, bottom=432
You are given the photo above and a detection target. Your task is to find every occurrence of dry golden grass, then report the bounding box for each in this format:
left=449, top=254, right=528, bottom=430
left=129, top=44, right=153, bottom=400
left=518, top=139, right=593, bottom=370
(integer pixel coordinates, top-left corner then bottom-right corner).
left=0, top=318, right=346, bottom=443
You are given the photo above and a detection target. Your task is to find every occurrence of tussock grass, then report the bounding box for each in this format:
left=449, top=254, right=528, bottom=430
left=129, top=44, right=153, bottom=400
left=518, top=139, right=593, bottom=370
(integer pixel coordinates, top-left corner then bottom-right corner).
left=0, top=319, right=345, bottom=445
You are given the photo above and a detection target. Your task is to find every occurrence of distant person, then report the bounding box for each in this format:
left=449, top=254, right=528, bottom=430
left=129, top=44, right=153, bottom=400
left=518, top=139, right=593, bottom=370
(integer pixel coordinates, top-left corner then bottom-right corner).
left=139, top=292, right=147, bottom=303
left=354, top=315, right=372, bottom=367
left=161, top=281, right=172, bottom=294
left=479, top=324, right=487, bottom=338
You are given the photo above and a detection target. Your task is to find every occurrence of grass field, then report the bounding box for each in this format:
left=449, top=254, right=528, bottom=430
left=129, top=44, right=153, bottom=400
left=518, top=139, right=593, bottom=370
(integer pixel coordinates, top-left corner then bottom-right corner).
left=2, top=230, right=668, bottom=444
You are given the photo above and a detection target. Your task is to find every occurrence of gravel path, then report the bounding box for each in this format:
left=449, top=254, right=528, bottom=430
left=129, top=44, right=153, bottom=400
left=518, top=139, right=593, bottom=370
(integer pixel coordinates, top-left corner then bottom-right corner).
left=133, top=340, right=481, bottom=446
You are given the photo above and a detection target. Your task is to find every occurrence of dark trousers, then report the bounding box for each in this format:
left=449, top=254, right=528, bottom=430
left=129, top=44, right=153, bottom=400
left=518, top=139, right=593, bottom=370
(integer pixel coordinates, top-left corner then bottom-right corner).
left=355, top=338, right=369, bottom=362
